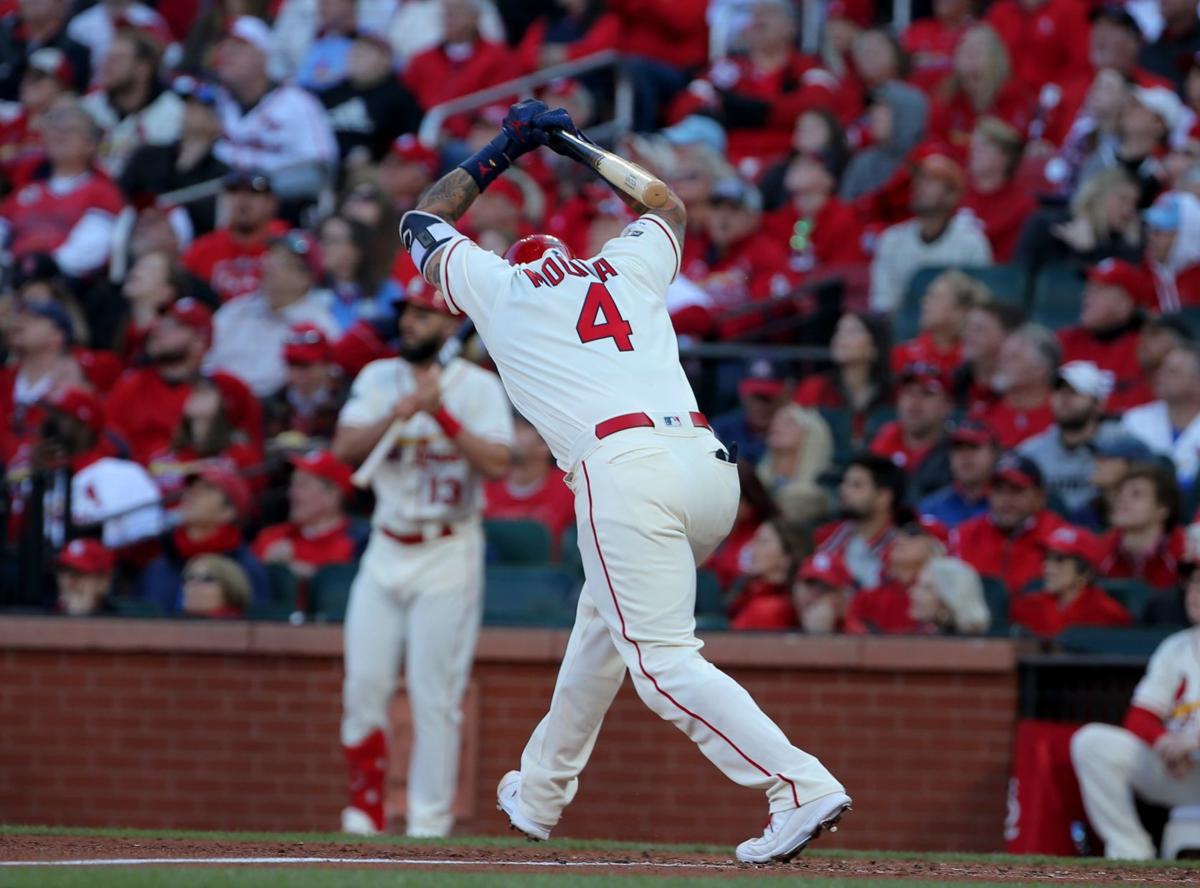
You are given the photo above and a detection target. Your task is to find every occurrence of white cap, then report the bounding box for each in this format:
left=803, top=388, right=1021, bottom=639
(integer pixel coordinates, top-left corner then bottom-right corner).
left=227, top=16, right=271, bottom=56
left=1134, top=86, right=1185, bottom=133
left=1056, top=360, right=1114, bottom=404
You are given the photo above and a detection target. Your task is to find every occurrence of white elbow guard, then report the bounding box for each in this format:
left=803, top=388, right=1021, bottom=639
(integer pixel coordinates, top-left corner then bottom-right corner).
left=400, top=211, right=460, bottom=277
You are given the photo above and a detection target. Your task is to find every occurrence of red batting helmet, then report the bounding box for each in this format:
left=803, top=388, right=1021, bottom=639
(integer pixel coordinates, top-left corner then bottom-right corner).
left=504, top=234, right=573, bottom=266
left=397, top=273, right=454, bottom=316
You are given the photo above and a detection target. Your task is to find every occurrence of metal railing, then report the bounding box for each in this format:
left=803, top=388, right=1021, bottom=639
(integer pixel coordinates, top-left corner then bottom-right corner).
left=417, top=50, right=633, bottom=148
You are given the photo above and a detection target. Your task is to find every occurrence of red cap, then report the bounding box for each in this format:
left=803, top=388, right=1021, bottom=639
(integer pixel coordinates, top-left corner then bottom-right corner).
left=898, top=361, right=951, bottom=395
left=1044, top=525, right=1104, bottom=569
left=289, top=450, right=353, bottom=496
left=162, top=297, right=214, bottom=344
left=916, top=150, right=966, bottom=192
left=992, top=453, right=1044, bottom=490
left=504, top=233, right=573, bottom=266
left=826, top=0, right=872, bottom=26
left=44, top=386, right=106, bottom=434
left=799, top=551, right=854, bottom=588
left=283, top=322, right=331, bottom=365
left=186, top=465, right=252, bottom=521
left=1086, top=258, right=1154, bottom=305
left=389, top=134, right=439, bottom=177
left=487, top=176, right=525, bottom=212
left=399, top=272, right=454, bottom=315
left=56, top=538, right=115, bottom=574
left=949, top=419, right=996, bottom=447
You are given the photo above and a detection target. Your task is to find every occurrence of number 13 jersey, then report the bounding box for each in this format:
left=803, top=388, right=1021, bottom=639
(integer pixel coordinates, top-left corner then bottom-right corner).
left=438, top=215, right=699, bottom=471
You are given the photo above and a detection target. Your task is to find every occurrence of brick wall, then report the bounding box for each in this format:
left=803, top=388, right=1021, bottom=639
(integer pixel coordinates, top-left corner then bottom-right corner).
left=0, top=619, right=1018, bottom=851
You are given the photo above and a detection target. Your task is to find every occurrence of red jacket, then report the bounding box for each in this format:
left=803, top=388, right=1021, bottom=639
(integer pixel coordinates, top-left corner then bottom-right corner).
left=678, top=230, right=795, bottom=338
left=844, top=579, right=920, bottom=634
left=484, top=471, right=576, bottom=555
left=704, top=518, right=760, bottom=591
left=1098, top=527, right=1185, bottom=591
left=182, top=223, right=287, bottom=304
left=1058, top=322, right=1152, bottom=413
left=251, top=518, right=356, bottom=572
left=985, top=0, right=1090, bottom=94
left=729, top=578, right=797, bottom=630
left=105, top=368, right=263, bottom=465
left=1041, top=67, right=1175, bottom=146
left=952, top=509, right=1067, bottom=595
left=929, top=80, right=1033, bottom=155
left=963, top=181, right=1037, bottom=262
left=0, top=169, right=124, bottom=259
left=1152, top=263, right=1200, bottom=313
left=868, top=421, right=936, bottom=472
left=600, top=0, right=709, bottom=72
left=902, top=18, right=972, bottom=94
left=404, top=39, right=515, bottom=137
left=1010, top=584, right=1132, bottom=637
left=892, top=333, right=962, bottom=378
left=972, top=395, right=1053, bottom=450
left=762, top=196, right=866, bottom=274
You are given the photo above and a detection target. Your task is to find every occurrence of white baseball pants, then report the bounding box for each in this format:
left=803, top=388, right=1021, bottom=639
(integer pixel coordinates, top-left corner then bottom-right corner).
left=1071, top=723, right=1200, bottom=859
left=518, top=426, right=845, bottom=827
left=342, top=524, right=484, bottom=837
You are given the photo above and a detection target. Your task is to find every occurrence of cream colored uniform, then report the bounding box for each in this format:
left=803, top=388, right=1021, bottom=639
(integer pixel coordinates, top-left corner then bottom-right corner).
left=430, top=215, right=844, bottom=829
left=1071, top=628, right=1200, bottom=858
left=337, top=355, right=513, bottom=837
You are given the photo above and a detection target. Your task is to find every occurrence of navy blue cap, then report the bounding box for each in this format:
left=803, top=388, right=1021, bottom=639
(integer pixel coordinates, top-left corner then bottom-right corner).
left=1094, top=434, right=1155, bottom=462
left=19, top=299, right=73, bottom=342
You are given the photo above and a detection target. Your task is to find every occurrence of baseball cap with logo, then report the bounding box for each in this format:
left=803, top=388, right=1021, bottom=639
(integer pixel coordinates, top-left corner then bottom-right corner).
left=26, top=47, right=75, bottom=87
left=56, top=538, right=115, bottom=575
left=161, top=297, right=214, bottom=344
left=388, top=134, right=439, bottom=176
left=949, top=418, right=997, bottom=447
left=738, top=356, right=787, bottom=400
left=992, top=453, right=1043, bottom=489
left=1087, top=257, right=1153, bottom=305
left=1055, top=360, right=1114, bottom=404
left=43, top=386, right=106, bottom=434
left=799, top=551, right=855, bottom=588
left=185, top=466, right=252, bottom=521
left=283, top=323, right=331, bottom=365
left=226, top=15, right=272, bottom=55
left=223, top=168, right=273, bottom=194
left=289, top=450, right=353, bottom=496
left=897, top=362, right=950, bottom=394
left=1044, top=525, right=1104, bottom=569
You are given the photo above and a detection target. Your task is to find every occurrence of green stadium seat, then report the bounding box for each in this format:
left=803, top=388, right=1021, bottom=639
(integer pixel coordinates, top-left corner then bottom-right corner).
left=896, top=265, right=1027, bottom=341
left=695, top=613, right=731, bottom=631
left=981, top=576, right=1009, bottom=635
left=111, top=598, right=164, bottom=618
left=264, top=563, right=299, bottom=608
left=1098, top=578, right=1154, bottom=622
left=1030, top=263, right=1086, bottom=329
left=310, top=562, right=360, bottom=621
left=818, top=407, right=853, bottom=467
left=864, top=405, right=897, bottom=441
left=560, top=525, right=584, bottom=580
left=484, top=565, right=579, bottom=627
left=245, top=601, right=295, bottom=622
left=485, top=519, right=552, bottom=565
left=1056, top=626, right=1176, bottom=657
left=695, top=568, right=725, bottom=618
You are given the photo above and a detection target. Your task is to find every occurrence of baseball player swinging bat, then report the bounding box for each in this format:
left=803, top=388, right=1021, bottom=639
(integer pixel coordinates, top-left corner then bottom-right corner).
left=548, top=130, right=670, bottom=209
left=349, top=319, right=475, bottom=489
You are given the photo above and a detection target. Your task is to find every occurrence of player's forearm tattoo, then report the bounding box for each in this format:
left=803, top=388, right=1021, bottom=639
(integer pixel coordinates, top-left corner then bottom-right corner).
left=416, top=168, right=481, bottom=224
left=619, top=190, right=688, bottom=245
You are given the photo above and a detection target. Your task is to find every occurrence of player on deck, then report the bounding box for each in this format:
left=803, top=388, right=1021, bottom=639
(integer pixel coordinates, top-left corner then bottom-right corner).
left=331, top=280, right=514, bottom=837
left=398, top=100, right=851, bottom=864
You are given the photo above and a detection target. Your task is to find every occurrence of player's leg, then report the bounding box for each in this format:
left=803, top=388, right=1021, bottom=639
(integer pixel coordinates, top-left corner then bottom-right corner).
left=341, top=550, right=409, bottom=834
left=578, top=439, right=845, bottom=814
left=402, top=527, right=485, bottom=837
left=513, top=584, right=627, bottom=831
left=1074, top=722, right=1200, bottom=859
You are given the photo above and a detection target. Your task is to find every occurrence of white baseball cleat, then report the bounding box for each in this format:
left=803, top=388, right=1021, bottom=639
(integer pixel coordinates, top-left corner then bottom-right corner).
left=735, top=791, right=852, bottom=864
left=340, top=806, right=382, bottom=836
left=496, top=770, right=553, bottom=841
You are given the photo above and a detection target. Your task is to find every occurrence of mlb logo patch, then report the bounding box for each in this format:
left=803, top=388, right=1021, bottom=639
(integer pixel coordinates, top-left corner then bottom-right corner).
left=663, top=415, right=682, bottom=427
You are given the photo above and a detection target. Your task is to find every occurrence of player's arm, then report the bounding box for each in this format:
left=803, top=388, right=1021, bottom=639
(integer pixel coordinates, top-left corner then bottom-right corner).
left=332, top=396, right=419, bottom=466
left=413, top=370, right=511, bottom=479
left=412, top=168, right=481, bottom=293
left=607, top=183, right=687, bottom=248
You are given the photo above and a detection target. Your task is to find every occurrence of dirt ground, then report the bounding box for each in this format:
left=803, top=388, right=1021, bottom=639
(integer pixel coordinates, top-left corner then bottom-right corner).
left=0, top=834, right=1198, bottom=884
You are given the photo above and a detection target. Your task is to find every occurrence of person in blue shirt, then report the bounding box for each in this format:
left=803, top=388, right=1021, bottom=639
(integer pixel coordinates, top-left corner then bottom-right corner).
left=918, top=419, right=998, bottom=528
left=710, top=355, right=791, bottom=464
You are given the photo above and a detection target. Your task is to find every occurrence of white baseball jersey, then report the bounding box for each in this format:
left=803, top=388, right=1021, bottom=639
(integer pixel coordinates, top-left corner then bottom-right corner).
left=1132, top=627, right=1200, bottom=738
left=338, top=357, right=513, bottom=530
left=436, top=215, right=699, bottom=470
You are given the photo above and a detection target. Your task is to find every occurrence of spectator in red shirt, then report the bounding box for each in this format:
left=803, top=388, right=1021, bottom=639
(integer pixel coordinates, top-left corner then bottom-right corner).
left=762, top=148, right=865, bottom=278
left=963, top=116, right=1036, bottom=261
left=403, top=0, right=514, bottom=138
left=484, top=415, right=576, bottom=552
left=930, top=24, right=1031, bottom=154
left=105, top=297, right=262, bottom=465
left=0, top=47, right=74, bottom=185
left=903, top=0, right=974, bottom=95
left=1059, top=259, right=1155, bottom=413
left=667, top=0, right=837, bottom=171
left=953, top=300, right=1024, bottom=416
left=794, top=312, right=894, bottom=448
left=262, top=323, right=347, bottom=445
left=115, top=250, right=192, bottom=362
left=1011, top=525, right=1132, bottom=636
left=253, top=450, right=356, bottom=580
left=984, top=0, right=1089, bottom=95
left=0, top=101, right=124, bottom=277
left=952, top=453, right=1067, bottom=594
left=871, top=362, right=955, bottom=496
left=1100, top=464, right=1186, bottom=591
left=892, top=269, right=988, bottom=377
left=729, top=518, right=806, bottom=630
left=1144, top=191, right=1200, bottom=312
left=846, top=516, right=948, bottom=634
left=791, top=550, right=856, bottom=634
left=815, top=453, right=905, bottom=588
left=975, top=323, right=1059, bottom=449
left=181, top=169, right=285, bottom=304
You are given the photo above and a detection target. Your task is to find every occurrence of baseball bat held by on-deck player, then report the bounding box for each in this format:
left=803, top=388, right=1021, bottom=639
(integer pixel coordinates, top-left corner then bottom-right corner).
left=549, top=130, right=670, bottom=209
left=349, top=319, right=475, bottom=489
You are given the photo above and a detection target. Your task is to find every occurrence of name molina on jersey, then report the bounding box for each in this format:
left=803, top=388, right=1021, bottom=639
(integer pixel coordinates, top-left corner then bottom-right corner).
left=521, top=253, right=620, bottom=289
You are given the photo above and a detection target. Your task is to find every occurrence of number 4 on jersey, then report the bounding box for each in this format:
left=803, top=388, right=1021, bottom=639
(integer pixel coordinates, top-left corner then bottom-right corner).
left=576, top=282, right=634, bottom=352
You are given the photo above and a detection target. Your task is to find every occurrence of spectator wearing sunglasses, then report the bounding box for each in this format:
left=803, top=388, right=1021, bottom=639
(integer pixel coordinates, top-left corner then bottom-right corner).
left=180, top=553, right=252, bottom=618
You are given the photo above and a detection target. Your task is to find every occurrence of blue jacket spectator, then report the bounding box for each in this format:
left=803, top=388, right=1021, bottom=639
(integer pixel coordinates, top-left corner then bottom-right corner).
left=917, top=420, right=997, bottom=529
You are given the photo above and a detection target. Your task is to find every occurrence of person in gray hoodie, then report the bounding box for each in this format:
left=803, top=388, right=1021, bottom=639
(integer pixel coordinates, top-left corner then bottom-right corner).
left=839, top=81, right=930, bottom=201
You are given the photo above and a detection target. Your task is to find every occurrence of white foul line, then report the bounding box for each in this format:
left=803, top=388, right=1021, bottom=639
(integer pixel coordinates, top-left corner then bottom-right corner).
left=0, top=856, right=737, bottom=869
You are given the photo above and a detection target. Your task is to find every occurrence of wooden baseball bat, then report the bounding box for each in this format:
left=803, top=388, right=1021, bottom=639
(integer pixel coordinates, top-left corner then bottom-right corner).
left=349, top=320, right=475, bottom=490
left=549, top=130, right=670, bottom=209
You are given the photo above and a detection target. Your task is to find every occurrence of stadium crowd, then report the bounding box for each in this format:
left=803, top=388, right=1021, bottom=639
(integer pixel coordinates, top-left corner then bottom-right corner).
left=3, top=0, right=1200, bottom=640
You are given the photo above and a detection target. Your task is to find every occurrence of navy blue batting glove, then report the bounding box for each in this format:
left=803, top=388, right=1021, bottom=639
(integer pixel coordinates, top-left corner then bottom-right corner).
left=502, top=99, right=553, bottom=154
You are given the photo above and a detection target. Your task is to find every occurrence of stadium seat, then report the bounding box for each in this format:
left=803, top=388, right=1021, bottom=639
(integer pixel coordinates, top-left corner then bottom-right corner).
left=246, top=601, right=295, bottom=622
left=485, top=519, right=552, bottom=565
left=1097, top=578, right=1154, bottom=622
left=309, top=562, right=360, bottom=622
left=111, top=598, right=164, bottom=618
left=818, top=407, right=853, bottom=468
left=560, top=525, right=584, bottom=580
left=895, top=265, right=1026, bottom=341
left=695, top=568, right=726, bottom=618
left=264, top=563, right=299, bottom=609
left=864, top=405, right=897, bottom=442
left=1030, top=263, right=1086, bottom=329
left=981, top=576, right=1009, bottom=635
left=483, top=565, right=579, bottom=627
left=1056, top=626, right=1176, bottom=656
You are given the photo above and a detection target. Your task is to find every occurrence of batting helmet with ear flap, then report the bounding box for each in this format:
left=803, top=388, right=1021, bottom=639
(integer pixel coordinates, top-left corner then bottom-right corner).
left=504, top=233, right=573, bottom=266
